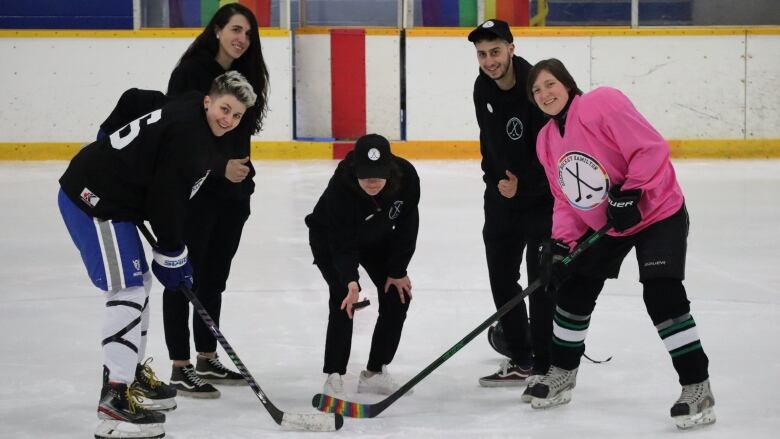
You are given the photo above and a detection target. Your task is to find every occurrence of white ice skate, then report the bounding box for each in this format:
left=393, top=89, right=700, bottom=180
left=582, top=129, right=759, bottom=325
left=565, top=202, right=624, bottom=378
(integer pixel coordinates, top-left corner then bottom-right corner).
left=530, top=366, right=578, bottom=409
left=671, top=379, right=716, bottom=429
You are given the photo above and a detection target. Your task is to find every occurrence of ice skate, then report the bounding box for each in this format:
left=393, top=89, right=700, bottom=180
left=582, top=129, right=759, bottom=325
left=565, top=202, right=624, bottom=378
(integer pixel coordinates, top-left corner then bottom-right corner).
left=478, top=359, right=532, bottom=387
left=529, top=366, right=577, bottom=409
left=170, top=364, right=220, bottom=398
left=521, top=374, right=544, bottom=403
left=323, top=373, right=344, bottom=396
left=95, top=381, right=165, bottom=439
left=358, top=365, right=409, bottom=395
left=195, top=354, right=246, bottom=385
left=134, top=358, right=177, bottom=411
left=670, top=379, right=716, bottom=429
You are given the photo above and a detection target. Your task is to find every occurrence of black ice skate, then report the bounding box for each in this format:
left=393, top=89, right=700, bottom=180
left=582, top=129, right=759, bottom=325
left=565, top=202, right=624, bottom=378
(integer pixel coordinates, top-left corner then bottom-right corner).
left=134, top=358, right=177, bottom=411
left=95, top=381, right=165, bottom=439
left=195, top=355, right=246, bottom=385
left=670, top=379, right=716, bottom=429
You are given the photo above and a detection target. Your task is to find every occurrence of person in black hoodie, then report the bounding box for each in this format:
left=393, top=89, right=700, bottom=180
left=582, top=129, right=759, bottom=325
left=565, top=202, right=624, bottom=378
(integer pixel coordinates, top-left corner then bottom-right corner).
left=57, top=72, right=256, bottom=439
left=306, top=134, right=420, bottom=397
left=468, top=19, right=555, bottom=392
left=162, top=3, right=269, bottom=398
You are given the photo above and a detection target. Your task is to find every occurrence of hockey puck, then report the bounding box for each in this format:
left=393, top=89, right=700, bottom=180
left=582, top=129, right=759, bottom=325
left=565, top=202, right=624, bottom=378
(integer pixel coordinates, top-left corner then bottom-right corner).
left=353, top=299, right=371, bottom=310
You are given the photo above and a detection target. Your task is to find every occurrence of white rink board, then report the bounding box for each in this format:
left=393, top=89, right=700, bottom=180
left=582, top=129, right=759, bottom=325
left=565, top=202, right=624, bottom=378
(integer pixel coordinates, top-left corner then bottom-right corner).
left=366, top=35, right=401, bottom=139
left=591, top=36, right=746, bottom=139
left=746, top=34, right=780, bottom=138
left=294, top=33, right=332, bottom=138
left=0, top=35, right=293, bottom=141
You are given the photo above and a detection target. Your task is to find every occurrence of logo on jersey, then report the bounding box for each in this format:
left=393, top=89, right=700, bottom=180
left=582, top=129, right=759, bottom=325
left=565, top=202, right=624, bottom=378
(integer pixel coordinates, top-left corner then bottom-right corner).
left=557, top=151, right=609, bottom=210
left=506, top=117, right=523, bottom=140
left=487, top=102, right=493, bottom=113
left=190, top=170, right=211, bottom=199
left=389, top=200, right=404, bottom=220
left=80, top=187, right=100, bottom=207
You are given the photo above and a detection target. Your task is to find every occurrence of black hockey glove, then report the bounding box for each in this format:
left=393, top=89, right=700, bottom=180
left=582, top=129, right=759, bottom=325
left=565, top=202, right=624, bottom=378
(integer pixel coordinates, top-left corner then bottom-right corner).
left=607, top=184, right=642, bottom=232
left=538, top=240, right=571, bottom=293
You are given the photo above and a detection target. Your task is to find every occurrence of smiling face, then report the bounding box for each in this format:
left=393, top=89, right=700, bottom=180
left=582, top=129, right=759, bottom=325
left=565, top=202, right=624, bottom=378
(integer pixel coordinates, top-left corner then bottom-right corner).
left=474, top=39, right=515, bottom=88
left=531, top=69, right=570, bottom=116
left=204, top=94, right=247, bottom=137
left=358, top=178, right=387, bottom=196
left=215, top=13, right=251, bottom=68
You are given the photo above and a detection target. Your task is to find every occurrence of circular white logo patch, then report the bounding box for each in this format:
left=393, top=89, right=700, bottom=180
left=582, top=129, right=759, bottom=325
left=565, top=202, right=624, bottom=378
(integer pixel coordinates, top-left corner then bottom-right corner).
left=557, top=151, right=609, bottom=210
left=506, top=117, right=523, bottom=140
left=367, top=147, right=381, bottom=161
left=487, top=103, right=493, bottom=113
left=482, top=20, right=495, bottom=28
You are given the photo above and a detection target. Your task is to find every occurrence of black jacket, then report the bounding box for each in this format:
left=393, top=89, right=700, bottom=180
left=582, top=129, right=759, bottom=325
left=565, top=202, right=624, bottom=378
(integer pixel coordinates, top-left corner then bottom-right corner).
left=167, top=53, right=257, bottom=200
left=473, top=55, right=552, bottom=209
left=305, top=152, right=420, bottom=288
left=59, top=91, right=216, bottom=251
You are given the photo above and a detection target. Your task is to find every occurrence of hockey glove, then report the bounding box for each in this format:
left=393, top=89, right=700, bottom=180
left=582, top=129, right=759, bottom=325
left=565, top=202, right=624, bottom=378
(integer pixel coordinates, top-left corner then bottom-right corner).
left=607, top=184, right=642, bottom=232
left=538, top=240, right=571, bottom=293
left=152, top=247, right=193, bottom=290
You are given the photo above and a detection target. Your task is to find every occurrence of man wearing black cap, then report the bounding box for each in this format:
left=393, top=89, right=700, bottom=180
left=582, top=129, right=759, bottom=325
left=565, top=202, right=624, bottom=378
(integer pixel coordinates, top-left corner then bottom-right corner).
left=305, top=133, right=420, bottom=397
left=469, top=19, right=555, bottom=393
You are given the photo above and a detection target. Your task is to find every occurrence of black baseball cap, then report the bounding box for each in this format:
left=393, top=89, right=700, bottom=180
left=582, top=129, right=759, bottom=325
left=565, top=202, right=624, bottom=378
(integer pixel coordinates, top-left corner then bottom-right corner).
left=354, top=134, right=392, bottom=179
left=468, top=19, right=513, bottom=43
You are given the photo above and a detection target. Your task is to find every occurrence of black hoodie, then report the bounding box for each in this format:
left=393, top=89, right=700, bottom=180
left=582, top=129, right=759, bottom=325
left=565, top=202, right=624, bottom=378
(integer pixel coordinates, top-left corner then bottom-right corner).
left=473, top=55, right=552, bottom=210
left=305, top=152, right=420, bottom=288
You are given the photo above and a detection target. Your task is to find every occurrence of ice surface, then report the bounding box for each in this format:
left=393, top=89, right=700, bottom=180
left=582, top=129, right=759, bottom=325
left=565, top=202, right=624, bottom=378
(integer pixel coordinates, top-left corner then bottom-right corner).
left=1, top=160, right=778, bottom=438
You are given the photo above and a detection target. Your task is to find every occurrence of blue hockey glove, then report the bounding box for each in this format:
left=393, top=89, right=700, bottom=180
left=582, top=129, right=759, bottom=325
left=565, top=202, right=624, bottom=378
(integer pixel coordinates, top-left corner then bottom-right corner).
left=152, top=247, right=193, bottom=290
left=538, top=240, right=571, bottom=293
left=607, top=184, right=642, bottom=232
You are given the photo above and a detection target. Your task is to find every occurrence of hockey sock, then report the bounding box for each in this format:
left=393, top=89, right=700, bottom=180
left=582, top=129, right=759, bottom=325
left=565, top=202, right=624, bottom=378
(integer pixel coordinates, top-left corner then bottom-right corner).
left=643, top=278, right=709, bottom=384
left=552, top=305, right=591, bottom=361
left=102, top=285, right=146, bottom=384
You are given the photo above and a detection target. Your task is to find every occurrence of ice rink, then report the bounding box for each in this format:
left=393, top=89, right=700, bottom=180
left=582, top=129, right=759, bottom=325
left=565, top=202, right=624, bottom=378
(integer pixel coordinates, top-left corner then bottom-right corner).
left=1, top=159, right=779, bottom=438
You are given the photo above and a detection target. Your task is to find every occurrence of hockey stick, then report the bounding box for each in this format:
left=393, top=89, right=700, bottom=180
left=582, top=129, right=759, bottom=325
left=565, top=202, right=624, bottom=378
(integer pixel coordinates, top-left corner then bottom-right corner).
left=138, top=224, right=343, bottom=432
left=312, top=224, right=611, bottom=418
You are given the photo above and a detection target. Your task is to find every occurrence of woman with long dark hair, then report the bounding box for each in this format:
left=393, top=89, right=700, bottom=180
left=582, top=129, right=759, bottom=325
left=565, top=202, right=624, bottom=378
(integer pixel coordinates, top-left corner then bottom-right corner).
left=163, top=3, right=269, bottom=399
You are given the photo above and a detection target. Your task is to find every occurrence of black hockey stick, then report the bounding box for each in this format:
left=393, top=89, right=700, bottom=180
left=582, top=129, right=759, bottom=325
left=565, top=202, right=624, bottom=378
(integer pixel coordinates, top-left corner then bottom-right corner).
left=138, top=224, right=343, bottom=432
left=312, top=224, right=611, bottom=418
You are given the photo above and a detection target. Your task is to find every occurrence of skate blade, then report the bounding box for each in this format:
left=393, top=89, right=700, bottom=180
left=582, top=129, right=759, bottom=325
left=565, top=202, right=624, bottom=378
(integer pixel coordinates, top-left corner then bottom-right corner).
left=531, top=389, right=572, bottom=409
left=674, top=408, right=716, bottom=429
left=94, top=420, right=165, bottom=439
left=139, top=397, right=177, bottom=412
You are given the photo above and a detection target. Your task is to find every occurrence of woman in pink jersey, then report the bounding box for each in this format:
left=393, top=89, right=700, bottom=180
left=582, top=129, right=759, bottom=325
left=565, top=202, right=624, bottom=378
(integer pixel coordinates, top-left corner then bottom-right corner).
left=522, top=58, right=715, bottom=430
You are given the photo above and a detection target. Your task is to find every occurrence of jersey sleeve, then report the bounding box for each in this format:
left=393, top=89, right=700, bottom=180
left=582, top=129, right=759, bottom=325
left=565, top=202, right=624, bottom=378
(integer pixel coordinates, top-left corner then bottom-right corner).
left=322, top=181, right=361, bottom=288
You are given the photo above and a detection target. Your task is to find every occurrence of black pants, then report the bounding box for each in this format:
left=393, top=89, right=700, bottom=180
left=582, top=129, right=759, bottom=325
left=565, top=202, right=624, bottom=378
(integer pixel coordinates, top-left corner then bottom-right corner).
left=311, top=234, right=411, bottom=375
left=162, top=192, right=250, bottom=360
left=483, top=197, right=553, bottom=373
left=552, top=205, right=709, bottom=385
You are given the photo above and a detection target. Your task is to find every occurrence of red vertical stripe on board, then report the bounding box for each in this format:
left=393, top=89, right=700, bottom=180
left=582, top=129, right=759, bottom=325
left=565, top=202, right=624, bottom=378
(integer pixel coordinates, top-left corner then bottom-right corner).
left=333, top=142, right=356, bottom=159
left=330, top=29, right=366, bottom=140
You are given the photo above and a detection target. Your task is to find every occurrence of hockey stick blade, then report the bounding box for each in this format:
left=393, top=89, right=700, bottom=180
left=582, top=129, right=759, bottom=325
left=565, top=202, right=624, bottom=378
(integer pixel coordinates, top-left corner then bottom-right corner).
left=137, top=224, right=343, bottom=432
left=312, top=224, right=611, bottom=418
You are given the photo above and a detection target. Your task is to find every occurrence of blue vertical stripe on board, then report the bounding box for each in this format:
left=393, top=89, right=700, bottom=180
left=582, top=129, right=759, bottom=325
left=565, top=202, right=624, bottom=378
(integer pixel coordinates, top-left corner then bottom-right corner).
left=439, top=0, right=460, bottom=26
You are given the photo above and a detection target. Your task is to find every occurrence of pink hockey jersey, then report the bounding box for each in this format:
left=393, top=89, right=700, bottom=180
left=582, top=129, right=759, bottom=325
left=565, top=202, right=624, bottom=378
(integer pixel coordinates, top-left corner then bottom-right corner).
left=536, top=87, right=684, bottom=247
